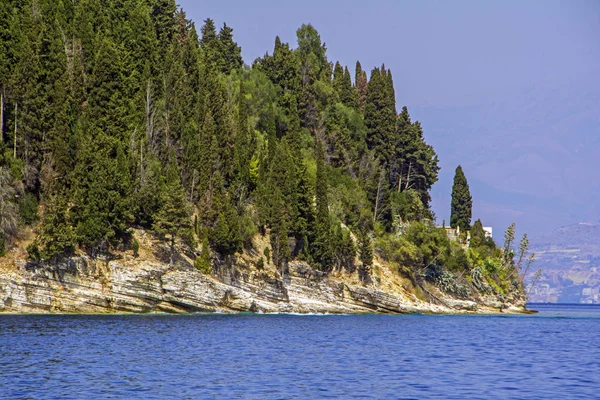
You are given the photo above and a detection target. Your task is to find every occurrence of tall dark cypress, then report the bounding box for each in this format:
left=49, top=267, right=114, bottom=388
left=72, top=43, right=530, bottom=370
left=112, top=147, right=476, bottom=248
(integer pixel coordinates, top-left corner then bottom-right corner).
left=332, top=61, right=345, bottom=100
left=364, top=65, right=397, bottom=168
left=355, top=61, right=368, bottom=112
left=450, top=165, right=472, bottom=231
left=341, top=66, right=357, bottom=109
left=233, top=79, right=253, bottom=200
left=311, top=137, right=333, bottom=272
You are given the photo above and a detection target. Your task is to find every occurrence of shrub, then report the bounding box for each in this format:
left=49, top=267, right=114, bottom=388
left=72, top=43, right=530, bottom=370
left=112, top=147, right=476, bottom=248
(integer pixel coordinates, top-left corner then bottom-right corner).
left=19, top=192, right=39, bottom=225
left=194, top=254, right=212, bottom=274
left=132, top=238, right=140, bottom=257
left=26, top=239, right=42, bottom=261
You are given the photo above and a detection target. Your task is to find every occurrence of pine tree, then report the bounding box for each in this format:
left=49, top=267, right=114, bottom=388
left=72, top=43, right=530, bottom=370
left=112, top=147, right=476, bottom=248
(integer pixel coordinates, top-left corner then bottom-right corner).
left=39, top=190, right=75, bottom=259
left=394, top=106, right=439, bottom=211
left=218, top=23, right=242, bottom=74
left=148, top=0, right=177, bottom=57
left=210, top=198, right=242, bottom=257
left=200, top=18, right=220, bottom=68
left=450, top=165, right=472, bottom=231
left=153, top=152, right=193, bottom=262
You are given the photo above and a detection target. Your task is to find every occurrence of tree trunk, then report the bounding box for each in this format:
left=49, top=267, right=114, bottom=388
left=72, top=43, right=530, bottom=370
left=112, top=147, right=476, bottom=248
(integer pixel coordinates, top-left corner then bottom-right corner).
left=170, top=235, right=175, bottom=267
left=404, top=161, right=412, bottom=191
left=0, top=88, right=4, bottom=143
left=13, top=102, right=17, bottom=159
left=373, top=170, right=384, bottom=224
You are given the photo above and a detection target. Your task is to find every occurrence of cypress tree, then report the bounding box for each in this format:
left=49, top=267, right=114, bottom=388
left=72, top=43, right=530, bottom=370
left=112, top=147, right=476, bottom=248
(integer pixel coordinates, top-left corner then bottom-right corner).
left=311, top=138, right=333, bottom=272
left=358, top=228, right=373, bottom=268
left=450, top=165, right=472, bottom=231
left=332, top=61, right=345, bottom=101
left=341, top=66, right=357, bottom=109
left=293, top=163, right=314, bottom=259
left=355, top=61, right=368, bottom=112
left=471, top=219, right=485, bottom=248
left=364, top=65, right=397, bottom=169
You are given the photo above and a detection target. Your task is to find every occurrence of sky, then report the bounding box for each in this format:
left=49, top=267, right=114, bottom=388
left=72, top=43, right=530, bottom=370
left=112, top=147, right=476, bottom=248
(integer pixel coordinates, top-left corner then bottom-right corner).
left=178, top=0, right=600, bottom=238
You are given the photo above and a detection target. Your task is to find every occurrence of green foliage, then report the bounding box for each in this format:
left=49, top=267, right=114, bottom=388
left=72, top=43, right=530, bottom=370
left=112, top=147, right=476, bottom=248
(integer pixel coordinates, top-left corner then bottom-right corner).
left=393, top=107, right=439, bottom=211
left=390, top=189, right=424, bottom=223
left=195, top=236, right=212, bottom=274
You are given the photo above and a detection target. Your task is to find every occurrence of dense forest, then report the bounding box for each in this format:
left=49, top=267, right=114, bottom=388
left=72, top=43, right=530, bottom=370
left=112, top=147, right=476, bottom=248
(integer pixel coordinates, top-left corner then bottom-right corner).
left=0, top=0, right=529, bottom=298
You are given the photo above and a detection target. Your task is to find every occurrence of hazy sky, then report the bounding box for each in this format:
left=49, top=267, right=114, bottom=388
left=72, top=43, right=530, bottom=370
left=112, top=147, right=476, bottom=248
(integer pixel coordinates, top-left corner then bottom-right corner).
left=177, top=0, right=600, bottom=237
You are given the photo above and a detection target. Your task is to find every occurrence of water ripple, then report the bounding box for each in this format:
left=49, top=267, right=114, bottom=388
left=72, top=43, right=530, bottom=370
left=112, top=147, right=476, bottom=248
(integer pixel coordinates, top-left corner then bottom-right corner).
left=0, top=305, right=599, bottom=399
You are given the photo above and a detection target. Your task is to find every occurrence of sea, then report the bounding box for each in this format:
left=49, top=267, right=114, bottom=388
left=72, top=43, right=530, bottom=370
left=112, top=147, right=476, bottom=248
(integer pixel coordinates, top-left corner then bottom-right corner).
left=1, top=304, right=598, bottom=399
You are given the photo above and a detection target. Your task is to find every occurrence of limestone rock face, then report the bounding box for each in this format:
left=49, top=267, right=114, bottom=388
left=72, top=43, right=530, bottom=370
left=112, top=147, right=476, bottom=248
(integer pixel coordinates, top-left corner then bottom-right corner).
left=0, top=255, right=526, bottom=314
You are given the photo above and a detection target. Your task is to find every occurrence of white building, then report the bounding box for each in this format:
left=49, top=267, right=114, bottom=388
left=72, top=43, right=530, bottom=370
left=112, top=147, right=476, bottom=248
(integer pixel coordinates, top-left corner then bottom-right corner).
left=483, top=227, right=493, bottom=238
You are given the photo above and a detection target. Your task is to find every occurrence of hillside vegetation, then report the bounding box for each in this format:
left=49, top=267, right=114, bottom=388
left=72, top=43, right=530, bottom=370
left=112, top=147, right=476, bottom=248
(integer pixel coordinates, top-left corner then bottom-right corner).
left=0, top=0, right=527, bottom=303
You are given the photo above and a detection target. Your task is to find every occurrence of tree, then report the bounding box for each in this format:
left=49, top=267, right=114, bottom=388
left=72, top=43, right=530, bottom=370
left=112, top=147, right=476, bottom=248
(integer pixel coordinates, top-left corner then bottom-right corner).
left=393, top=107, right=439, bottom=211
left=358, top=228, right=373, bottom=268
left=39, top=190, right=75, bottom=259
left=450, top=165, right=472, bottom=231
left=218, top=23, right=242, bottom=74
left=311, top=137, right=333, bottom=272
left=0, top=167, right=18, bottom=250
left=153, top=153, right=193, bottom=264
left=355, top=61, right=368, bottom=112
left=470, top=219, right=486, bottom=248
left=232, top=78, right=254, bottom=201
left=364, top=65, right=397, bottom=168
left=211, top=202, right=242, bottom=257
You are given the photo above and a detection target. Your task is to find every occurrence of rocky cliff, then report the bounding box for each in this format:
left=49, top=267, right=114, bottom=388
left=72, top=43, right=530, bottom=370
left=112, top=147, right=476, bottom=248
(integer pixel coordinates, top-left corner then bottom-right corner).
left=0, top=231, right=527, bottom=314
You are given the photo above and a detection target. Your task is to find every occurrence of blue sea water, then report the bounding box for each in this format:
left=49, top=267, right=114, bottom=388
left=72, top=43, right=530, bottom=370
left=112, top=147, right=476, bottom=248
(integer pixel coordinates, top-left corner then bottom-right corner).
left=1, top=304, right=599, bottom=399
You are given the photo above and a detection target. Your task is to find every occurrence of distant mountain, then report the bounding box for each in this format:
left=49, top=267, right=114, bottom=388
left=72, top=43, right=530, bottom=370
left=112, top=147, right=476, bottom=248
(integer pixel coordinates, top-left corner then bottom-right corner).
left=410, top=82, right=600, bottom=238
left=527, top=221, right=600, bottom=303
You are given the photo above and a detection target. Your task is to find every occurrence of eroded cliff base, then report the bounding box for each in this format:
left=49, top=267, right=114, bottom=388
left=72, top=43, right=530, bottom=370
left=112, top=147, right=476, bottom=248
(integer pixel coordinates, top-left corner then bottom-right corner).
left=0, top=230, right=527, bottom=315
